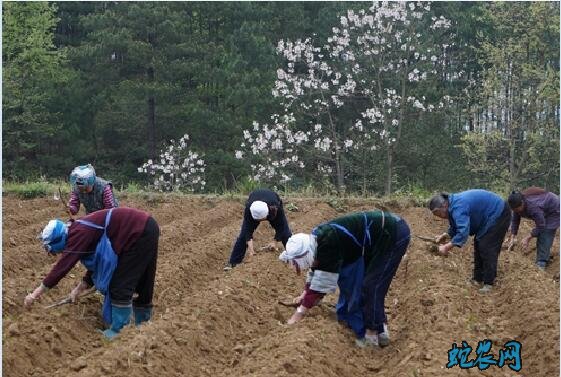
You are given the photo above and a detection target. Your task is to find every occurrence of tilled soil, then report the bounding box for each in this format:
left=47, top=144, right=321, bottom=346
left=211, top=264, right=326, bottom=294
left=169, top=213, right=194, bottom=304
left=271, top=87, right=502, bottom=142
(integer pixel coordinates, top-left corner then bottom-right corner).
left=3, top=194, right=559, bottom=377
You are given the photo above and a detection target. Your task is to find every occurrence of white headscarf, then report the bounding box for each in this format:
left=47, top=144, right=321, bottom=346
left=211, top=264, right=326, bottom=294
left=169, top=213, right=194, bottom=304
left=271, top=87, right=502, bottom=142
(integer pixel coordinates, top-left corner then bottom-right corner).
left=279, top=233, right=317, bottom=271
left=250, top=200, right=269, bottom=220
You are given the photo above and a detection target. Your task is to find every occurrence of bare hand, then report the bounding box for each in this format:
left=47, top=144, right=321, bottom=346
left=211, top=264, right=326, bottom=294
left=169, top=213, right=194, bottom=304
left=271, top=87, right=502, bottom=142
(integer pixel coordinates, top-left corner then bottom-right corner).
left=522, top=235, right=532, bottom=253
left=438, top=243, right=451, bottom=256
left=287, top=308, right=306, bottom=325
left=507, top=236, right=517, bottom=251
left=292, top=291, right=306, bottom=305
left=247, top=239, right=255, bottom=257
left=435, top=233, right=449, bottom=244
left=24, top=293, right=36, bottom=308
left=69, top=282, right=86, bottom=303
left=24, top=285, right=45, bottom=308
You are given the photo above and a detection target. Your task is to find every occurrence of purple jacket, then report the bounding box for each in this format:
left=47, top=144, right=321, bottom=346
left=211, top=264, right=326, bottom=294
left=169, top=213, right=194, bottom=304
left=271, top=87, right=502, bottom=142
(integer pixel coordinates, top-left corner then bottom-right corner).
left=510, top=192, right=560, bottom=237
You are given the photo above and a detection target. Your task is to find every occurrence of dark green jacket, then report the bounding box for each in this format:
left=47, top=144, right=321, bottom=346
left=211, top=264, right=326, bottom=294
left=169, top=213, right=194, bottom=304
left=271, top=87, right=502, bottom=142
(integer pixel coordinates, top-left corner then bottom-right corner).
left=312, top=211, right=398, bottom=275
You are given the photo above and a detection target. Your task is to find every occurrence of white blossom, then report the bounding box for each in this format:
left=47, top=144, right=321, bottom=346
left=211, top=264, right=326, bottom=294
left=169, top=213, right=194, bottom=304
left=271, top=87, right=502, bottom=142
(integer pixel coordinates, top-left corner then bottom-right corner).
left=138, top=133, right=206, bottom=192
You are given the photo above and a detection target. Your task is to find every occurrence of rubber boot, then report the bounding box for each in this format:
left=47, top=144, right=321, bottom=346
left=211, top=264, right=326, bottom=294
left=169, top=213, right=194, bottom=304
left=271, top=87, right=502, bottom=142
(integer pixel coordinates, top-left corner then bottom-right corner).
left=102, top=305, right=132, bottom=340
left=134, top=306, right=153, bottom=326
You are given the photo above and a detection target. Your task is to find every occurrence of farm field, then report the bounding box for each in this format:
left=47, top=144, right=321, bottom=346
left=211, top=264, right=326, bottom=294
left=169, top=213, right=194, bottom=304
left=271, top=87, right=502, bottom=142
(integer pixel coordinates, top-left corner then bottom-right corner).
left=3, top=194, right=559, bottom=377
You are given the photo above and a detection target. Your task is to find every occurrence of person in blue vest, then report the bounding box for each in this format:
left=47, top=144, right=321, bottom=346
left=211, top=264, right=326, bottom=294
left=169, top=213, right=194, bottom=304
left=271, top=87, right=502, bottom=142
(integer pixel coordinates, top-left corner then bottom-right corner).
left=429, top=189, right=511, bottom=293
left=24, top=207, right=159, bottom=339
left=67, top=164, right=119, bottom=215
left=224, top=188, right=292, bottom=270
left=279, top=210, right=410, bottom=348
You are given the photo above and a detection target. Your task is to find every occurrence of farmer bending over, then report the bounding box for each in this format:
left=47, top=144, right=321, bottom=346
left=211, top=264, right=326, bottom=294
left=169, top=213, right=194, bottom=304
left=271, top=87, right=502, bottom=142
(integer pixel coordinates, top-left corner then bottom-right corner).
left=224, top=188, right=292, bottom=270
left=507, top=187, right=559, bottom=271
left=68, top=164, right=119, bottom=215
left=24, top=207, right=159, bottom=339
left=279, top=210, right=410, bottom=348
left=429, top=189, right=511, bottom=293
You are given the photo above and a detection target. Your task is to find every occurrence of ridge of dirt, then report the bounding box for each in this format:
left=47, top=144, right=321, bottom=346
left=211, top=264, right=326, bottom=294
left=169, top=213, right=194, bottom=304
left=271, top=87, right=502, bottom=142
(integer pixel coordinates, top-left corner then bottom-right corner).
left=3, top=196, right=559, bottom=377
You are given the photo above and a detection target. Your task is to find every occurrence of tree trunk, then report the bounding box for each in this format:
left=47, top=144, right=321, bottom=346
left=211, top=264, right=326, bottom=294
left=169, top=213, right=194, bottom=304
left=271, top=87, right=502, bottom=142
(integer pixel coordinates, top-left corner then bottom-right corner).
left=362, top=148, right=367, bottom=197
left=147, top=66, right=156, bottom=159
left=334, top=145, right=345, bottom=194
left=384, top=68, right=408, bottom=196
left=385, top=148, right=393, bottom=195
left=320, top=90, right=345, bottom=193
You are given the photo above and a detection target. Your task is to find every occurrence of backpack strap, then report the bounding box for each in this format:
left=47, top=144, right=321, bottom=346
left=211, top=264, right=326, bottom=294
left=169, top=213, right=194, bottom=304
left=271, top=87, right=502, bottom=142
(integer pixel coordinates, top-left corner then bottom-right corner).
left=76, top=219, right=104, bottom=230
left=103, top=208, right=114, bottom=229
left=313, top=212, right=381, bottom=256
left=76, top=208, right=114, bottom=232
left=328, top=223, right=363, bottom=248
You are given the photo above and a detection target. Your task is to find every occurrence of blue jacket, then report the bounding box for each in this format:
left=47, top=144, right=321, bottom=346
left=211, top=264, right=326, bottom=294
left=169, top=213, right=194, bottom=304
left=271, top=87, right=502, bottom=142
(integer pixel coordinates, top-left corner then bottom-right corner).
left=447, top=190, right=506, bottom=246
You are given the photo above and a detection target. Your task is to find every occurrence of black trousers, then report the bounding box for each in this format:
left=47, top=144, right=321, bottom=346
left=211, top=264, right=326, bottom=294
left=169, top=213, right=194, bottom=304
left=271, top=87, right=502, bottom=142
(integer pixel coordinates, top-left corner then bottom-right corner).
left=110, top=217, right=159, bottom=308
left=473, top=203, right=511, bottom=285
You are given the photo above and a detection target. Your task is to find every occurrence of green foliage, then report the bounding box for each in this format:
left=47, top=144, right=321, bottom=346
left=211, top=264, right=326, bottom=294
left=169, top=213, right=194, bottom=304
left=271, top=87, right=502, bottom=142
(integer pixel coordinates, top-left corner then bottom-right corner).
left=3, top=181, right=51, bottom=199
left=284, top=202, right=299, bottom=212
left=232, top=176, right=262, bottom=196
left=460, top=131, right=510, bottom=187
left=1, top=2, right=558, bottom=196
left=124, top=182, right=143, bottom=194
left=460, top=2, right=559, bottom=192
left=392, top=185, right=433, bottom=205
left=326, top=198, right=348, bottom=213
left=2, top=2, right=73, bottom=179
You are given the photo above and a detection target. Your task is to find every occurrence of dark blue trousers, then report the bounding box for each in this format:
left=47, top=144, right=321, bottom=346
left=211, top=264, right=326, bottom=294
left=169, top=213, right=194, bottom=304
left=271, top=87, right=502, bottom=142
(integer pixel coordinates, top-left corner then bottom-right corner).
left=536, top=228, right=557, bottom=267
left=336, top=219, right=410, bottom=337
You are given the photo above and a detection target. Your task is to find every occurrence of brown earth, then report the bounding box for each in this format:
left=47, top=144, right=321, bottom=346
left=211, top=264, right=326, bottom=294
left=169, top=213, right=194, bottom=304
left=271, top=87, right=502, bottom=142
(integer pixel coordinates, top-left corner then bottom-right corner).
left=3, top=194, right=559, bottom=377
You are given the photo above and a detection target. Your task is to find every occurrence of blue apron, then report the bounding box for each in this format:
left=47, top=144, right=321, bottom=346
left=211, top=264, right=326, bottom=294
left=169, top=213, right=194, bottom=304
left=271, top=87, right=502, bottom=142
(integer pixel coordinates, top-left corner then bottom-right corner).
left=77, top=209, right=118, bottom=324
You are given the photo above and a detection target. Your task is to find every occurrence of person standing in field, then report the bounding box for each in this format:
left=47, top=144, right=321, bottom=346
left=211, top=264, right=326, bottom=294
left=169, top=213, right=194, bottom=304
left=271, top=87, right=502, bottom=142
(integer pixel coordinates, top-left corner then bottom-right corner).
left=507, top=187, right=559, bottom=271
left=67, top=164, right=119, bottom=215
left=279, top=210, right=410, bottom=348
left=429, top=189, right=511, bottom=293
left=224, top=188, right=292, bottom=271
left=24, top=207, right=159, bottom=339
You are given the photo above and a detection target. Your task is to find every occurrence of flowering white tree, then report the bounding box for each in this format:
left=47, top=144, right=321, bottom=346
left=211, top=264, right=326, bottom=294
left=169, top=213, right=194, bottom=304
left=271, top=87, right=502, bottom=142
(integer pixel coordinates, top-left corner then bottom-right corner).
left=235, top=114, right=309, bottom=184
left=138, top=134, right=206, bottom=192
left=237, top=1, right=452, bottom=194
left=336, top=2, right=452, bottom=194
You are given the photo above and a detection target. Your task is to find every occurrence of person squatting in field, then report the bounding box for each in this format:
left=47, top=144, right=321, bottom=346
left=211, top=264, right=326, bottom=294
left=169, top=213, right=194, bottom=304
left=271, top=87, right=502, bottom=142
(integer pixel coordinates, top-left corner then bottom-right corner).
left=67, top=164, right=119, bottom=215
left=507, top=187, right=560, bottom=271
left=279, top=210, right=410, bottom=348
left=429, top=189, right=511, bottom=293
left=224, top=188, right=292, bottom=270
left=24, top=207, right=159, bottom=339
